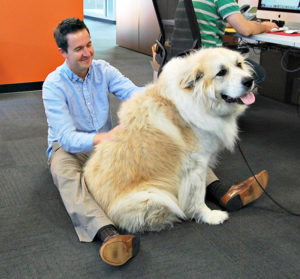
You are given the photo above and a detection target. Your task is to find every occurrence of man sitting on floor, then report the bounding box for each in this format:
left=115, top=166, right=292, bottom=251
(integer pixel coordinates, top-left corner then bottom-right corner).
left=42, top=17, right=269, bottom=267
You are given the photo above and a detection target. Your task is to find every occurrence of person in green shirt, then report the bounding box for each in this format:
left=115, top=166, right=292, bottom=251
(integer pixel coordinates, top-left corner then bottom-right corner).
left=191, top=0, right=278, bottom=86
left=192, top=0, right=278, bottom=48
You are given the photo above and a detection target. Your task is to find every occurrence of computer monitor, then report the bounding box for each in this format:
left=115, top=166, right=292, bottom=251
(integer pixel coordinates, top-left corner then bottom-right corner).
left=257, top=0, right=300, bottom=23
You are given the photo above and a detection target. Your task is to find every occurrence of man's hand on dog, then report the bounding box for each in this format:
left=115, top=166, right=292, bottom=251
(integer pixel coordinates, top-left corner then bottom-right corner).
left=93, top=125, right=122, bottom=145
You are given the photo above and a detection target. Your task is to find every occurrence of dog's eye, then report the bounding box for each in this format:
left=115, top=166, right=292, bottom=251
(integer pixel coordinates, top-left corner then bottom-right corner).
left=216, top=68, right=227, bottom=77
left=237, top=62, right=242, bottom=68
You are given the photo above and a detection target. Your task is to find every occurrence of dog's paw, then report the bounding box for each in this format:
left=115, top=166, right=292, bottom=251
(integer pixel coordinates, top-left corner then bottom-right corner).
left=198, top=209, right=229, bottom=225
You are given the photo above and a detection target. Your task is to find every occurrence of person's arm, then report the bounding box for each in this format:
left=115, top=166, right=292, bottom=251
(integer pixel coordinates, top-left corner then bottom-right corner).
left=43, top=82, right=96, bottom=153
left=226, top=13, right=278, bottom=36
left=102, top=61, right=145, bottom=100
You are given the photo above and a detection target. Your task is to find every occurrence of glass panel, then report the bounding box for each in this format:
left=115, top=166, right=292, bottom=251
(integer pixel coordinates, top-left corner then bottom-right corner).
left=84, top=0, right=116, bottom=21
left=106, top=0, right=115, bottom=19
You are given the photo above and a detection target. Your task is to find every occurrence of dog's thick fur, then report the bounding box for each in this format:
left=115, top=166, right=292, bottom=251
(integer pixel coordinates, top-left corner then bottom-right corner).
left=84, top=47, right=254, bottom=233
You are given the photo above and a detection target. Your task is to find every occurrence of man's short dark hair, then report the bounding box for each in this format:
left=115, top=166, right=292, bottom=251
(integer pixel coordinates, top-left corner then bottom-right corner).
left=54, top=17, right=90, bottom=52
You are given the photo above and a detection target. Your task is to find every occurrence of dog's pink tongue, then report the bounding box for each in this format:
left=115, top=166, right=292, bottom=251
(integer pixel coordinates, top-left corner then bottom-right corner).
left=240, top=92, right=255, bottom=105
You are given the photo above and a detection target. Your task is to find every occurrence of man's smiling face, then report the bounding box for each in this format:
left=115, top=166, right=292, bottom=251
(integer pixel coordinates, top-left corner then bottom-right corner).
left=59, top=28, right=94, bottom=79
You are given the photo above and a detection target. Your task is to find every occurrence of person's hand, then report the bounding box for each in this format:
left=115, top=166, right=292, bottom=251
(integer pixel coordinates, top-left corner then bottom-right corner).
left=227, top=14, right=279, bottom=36
left=93, top=125, right=122, bottom=145
left=260, top=21, right=279, bottom=32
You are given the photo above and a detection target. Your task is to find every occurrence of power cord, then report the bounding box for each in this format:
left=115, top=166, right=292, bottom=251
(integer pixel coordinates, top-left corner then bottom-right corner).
left=239, top=41, right=300, bottom=73
left=280, top=49, right=300, bottom=73
left=237, top=141, right=300, bottom=217
left=239, top=42, right=300, bottom=117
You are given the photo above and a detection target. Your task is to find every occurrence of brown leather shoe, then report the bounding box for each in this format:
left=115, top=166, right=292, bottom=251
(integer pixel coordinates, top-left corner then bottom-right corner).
left=100, top=234, right=140, bottom=266
left=220, top=170, right=269, bottom=211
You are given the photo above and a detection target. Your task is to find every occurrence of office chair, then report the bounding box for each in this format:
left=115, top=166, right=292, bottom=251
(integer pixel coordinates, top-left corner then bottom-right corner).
left=152, top=0, right=202, bottom=76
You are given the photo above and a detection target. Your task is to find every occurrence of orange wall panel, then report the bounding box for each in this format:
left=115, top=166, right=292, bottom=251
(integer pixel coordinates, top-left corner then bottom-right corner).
left=0, top=0, right=83, bottom=84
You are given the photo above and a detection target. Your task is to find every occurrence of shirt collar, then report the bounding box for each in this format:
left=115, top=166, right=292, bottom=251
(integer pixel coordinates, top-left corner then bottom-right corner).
left=62, top=60, right=92, bottom=82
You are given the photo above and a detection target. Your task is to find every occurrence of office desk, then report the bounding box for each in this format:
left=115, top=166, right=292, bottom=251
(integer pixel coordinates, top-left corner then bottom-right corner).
left=237, top=32, right=300, bottom=48
left=226, top=28, right=300, bottom=48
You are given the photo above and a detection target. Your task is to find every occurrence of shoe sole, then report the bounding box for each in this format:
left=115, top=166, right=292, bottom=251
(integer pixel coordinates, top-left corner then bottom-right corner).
left=226, top=170, right=269, bottom=211
left=100, top=235, right=140, bottom=266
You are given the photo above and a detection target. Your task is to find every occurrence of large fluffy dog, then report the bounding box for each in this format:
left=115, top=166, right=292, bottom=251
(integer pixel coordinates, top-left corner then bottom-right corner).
left=84, top=47, right=255, bottom=233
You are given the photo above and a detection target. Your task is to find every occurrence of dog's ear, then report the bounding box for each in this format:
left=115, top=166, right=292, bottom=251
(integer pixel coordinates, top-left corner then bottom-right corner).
left=181, top=71, right=204, bottom=90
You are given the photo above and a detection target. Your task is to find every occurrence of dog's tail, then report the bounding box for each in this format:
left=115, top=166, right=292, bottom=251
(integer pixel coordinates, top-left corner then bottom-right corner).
left=108, top=188, right=186, bottom=233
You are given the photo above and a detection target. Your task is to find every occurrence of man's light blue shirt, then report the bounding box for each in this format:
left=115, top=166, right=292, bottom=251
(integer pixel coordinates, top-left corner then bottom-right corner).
left=42, top=59, right=144, bottom=158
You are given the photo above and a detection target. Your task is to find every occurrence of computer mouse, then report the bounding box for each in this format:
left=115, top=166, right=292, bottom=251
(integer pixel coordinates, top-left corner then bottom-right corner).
left=270, top=27, right=288, bottom=32
left=270, top=28, right=280, bottom=32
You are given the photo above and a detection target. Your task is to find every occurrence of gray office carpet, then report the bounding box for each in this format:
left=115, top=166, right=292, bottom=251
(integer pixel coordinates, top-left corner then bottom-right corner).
left=0, top=19, right=299, bottom=279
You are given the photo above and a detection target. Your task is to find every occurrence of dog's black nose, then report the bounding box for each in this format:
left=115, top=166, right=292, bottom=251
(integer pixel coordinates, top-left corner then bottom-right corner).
left=242, top=77, right=254, bottom=88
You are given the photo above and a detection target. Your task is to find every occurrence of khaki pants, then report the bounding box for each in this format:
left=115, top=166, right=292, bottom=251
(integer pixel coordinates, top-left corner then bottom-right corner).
left=49, top=143, right=219, bottom=242
left=49, top=142, right=113, bottom=242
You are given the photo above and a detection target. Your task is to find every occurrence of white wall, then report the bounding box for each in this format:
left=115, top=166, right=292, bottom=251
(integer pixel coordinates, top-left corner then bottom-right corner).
left=238, top=0, right=258, bottom=7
